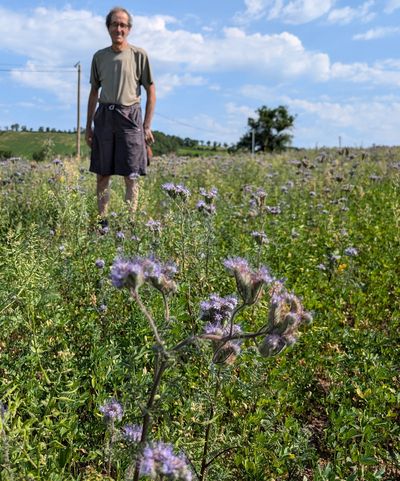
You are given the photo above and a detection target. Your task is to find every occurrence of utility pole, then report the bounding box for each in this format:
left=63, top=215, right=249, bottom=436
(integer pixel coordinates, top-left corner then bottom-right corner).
left=74, top=62, right=81, bottom=160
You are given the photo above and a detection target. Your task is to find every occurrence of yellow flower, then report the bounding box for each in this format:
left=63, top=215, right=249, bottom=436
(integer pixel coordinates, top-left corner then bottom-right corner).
left=338, top=263, right=347, bottom=272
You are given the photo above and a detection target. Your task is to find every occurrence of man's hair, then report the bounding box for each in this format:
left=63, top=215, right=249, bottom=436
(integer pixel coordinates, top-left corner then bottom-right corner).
left=106, top=6, right=133, bottom=28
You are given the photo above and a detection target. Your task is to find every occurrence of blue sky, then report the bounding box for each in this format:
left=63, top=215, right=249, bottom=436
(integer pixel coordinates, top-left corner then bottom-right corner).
left=1, top=0, right=400, bottom=147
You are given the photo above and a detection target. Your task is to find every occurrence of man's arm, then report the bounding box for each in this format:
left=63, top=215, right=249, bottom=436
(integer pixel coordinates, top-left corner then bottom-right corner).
left=85, top=85, right=99, bottom=147
left=143, top=83, right=156, bottom=144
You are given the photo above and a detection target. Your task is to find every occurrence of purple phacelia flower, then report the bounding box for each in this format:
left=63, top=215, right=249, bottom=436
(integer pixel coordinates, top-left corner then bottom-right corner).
left=122, top=424, right=142, bottom=443
left=200, top=294, right=238, bottom=324
left=266, top=205, right=281, bottom=215
left=258, top=334, right=287, bottom=357
left=224, top=257, right=273, bottom=305
left=196, top=200, right=216, bottom=215
left=199, top=187, right=218, bottom=204
left=145, top=219, right=162, bottom=233
left=140, top=442, right=192, bottom=481
left=99, top=399, right=123, bottom=423
left=162, top=182, right=191, bottom=201
left=251, top=231, right=269, bottom=245
left=98, top=304, right=107, bottom=313
left=116, top=231, right=125, bottom=240
left=141, top=257, right=178, bottom=295
left=110, top=257, right=144, bottom=290
left=95, top=259, right=105, bottom=269
left=259, top=288, right=312, bottom=358
left=344, top=247, right=358, bottom=257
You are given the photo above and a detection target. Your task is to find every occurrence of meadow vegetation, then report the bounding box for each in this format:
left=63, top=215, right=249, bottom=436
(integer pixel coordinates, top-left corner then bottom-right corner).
left=0, top=131, right=222, bottom=161
left=0, top=147, right=399, bottom=480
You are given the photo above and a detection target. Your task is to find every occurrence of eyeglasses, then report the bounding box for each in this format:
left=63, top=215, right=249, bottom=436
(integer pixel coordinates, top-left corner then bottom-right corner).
left=110, top=21, right=130, bottom=29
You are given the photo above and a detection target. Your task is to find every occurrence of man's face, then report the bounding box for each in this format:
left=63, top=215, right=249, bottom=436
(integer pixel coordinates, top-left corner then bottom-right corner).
left=108, top=11, right=131, bottom=46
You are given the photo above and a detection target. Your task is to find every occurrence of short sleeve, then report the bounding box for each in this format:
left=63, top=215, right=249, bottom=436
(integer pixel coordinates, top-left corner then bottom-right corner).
left=139, top=52, right=154, bottom=89
left=90, top=54, right=101, bottom=89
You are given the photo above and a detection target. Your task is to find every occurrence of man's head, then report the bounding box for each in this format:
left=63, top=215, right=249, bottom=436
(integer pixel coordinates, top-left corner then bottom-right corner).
left=106, top=7, right=132, bottom=49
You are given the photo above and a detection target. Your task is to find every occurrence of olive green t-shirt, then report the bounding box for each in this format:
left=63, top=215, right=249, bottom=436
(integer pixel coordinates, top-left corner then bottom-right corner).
left=90, top=44, right=154, bottom=106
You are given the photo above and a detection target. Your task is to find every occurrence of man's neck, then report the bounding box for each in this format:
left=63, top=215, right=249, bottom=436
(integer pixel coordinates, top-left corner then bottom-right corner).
left=111, top=42, right=129, bottom=53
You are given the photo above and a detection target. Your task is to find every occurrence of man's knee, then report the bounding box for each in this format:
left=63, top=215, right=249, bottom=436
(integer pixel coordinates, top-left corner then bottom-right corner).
left=97, top=174, right=111, bottom=190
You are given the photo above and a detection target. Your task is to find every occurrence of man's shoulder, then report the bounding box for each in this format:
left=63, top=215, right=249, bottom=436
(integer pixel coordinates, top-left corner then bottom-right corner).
left=93, top=46, right=112, bottom=58
left=128, top=44, right=148, bottom=57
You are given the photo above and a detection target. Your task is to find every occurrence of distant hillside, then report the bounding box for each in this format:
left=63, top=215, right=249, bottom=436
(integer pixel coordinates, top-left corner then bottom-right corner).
left=0, top=131, right=88, bottom=160
left=0, top=130, right=221, bottom=160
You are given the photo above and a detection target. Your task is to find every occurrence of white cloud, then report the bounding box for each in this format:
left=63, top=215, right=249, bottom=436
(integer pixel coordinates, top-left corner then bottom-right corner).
left=385, top=0, right=400, bottom=13
left=156, top=73, right=207, bottom=98
left=327, top=1, right=375, bottom=25
left=331, top=61, right=400, bottom=86
left=234, top=0, right=336, bottom=25
left=353, top=26, right=400, bottom=40
left=268, top=0, right=335, bottom=24
left=288, top=96, right=400, bottom=146
left=225, top=101, right=255, bottom=118
left=0, top=6, right=331, bottom=87
left=0, top=6, right=106, bottom=64
left=147, top=26, right=331, bottom=80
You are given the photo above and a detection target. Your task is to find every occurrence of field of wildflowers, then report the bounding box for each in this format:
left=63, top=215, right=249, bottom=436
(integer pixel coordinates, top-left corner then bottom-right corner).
left=0, top=147, right=399, bottom=480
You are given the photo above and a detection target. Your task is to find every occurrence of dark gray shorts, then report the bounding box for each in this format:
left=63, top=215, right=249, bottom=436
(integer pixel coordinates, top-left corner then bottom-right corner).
left=90, top=103, right=147, bottom=177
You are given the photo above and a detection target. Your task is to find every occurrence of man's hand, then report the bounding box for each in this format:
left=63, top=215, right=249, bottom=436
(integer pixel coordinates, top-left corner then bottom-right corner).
left=144, top=126, right=154, bottom=145
left=85, top=127, right=93, bottom=148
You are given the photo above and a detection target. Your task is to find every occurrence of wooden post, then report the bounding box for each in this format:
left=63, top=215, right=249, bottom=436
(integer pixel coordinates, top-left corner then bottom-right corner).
left=75, top=62, right=81, bottom=160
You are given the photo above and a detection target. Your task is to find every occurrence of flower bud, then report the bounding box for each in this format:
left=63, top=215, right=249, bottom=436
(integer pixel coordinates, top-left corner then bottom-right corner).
left=301, top=311, right=313, bottom=325
left=258, top=334, right=286, bottom=357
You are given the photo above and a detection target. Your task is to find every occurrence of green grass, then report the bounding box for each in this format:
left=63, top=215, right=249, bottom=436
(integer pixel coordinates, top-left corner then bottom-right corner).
left=0, top=131, right=221, bottom=160
left=0, top=147, right=399, bottom=480
left=0, top=130, right=90, bottom=159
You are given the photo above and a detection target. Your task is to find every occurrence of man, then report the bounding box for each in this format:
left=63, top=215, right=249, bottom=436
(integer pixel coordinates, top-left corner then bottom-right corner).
left=85, top=6, right=156, bottom=227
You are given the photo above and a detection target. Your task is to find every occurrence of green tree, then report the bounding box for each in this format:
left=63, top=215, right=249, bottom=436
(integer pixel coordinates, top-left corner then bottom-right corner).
left=237, top=105, right=295, bottom=152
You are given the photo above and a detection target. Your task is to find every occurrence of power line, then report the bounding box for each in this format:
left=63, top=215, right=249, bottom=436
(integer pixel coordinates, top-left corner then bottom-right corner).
left=0, top=68, right=75, bottom=72
left=155, top=111, right=217, bottom=135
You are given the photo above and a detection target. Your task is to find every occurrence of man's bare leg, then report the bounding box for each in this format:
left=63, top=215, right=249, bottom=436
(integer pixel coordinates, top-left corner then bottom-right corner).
left=97, top=174, right=111, bottom=219
left=124, top=176, right=140, bottom=222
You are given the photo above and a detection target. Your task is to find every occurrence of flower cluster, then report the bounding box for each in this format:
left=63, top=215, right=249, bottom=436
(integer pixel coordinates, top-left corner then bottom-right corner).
left=224, top=257, right=273, bottom=305
left=258, top=285, right=313, bottom=357
left=140, top=442, right=192, bottom=481
left=99, top=399, right=123, bottom=423
left=199, top=187, right=218, bottom=204
left=203, top=321, right=242, bottom=365
left=200, top=294, right=237, bottom=323
left=110, top=258, right=144, bottom=290
left=251, top=231, right=269, bottom=246
left=145, top=219, right=162, bottom=235
left=344, top=246, right=358, bottom=257
left=110, top=256, right=178, bottom=295
left=142, top=257, right=178, bottom=295
left=95, top=258, right=105, bottom=269
left=250, top=188, right=267, bottom=209
left=196, top=200, right=216, bottom=215
left=162, top=182, right=191, bottom=201
left=266, top=205, right=281, bottom=215
left=122, top=424, right=142, bottom=443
